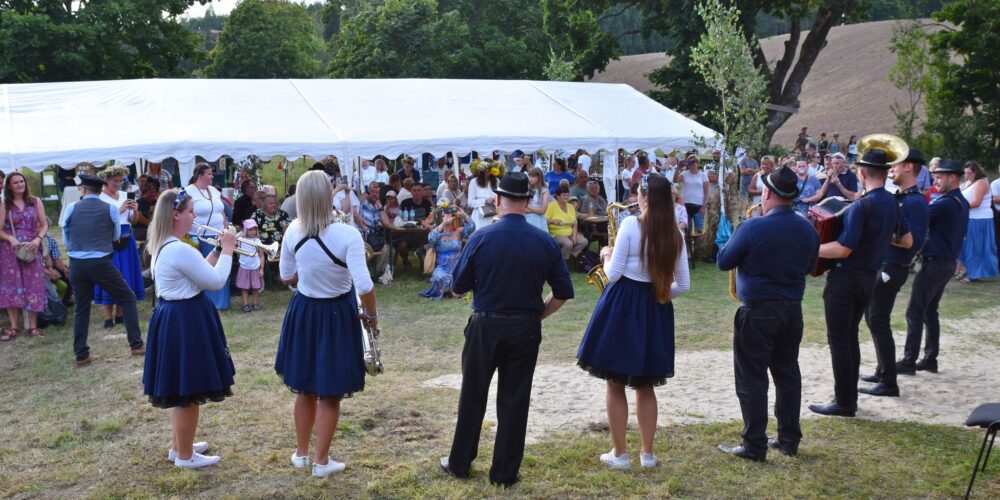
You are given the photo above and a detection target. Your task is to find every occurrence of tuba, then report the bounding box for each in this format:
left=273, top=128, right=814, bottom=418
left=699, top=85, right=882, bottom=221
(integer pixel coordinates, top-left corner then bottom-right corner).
left=358, top=294, right=383, bottom=376
left=857, top=133, right=909, bottom=165
left=728, top=203, right=761, bottom=302
left=585, top=202, right=639, bottom=292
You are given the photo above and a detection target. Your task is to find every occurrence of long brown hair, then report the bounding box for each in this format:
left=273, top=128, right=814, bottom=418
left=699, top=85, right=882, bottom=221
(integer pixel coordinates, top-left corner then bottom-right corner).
left=638, top=173, right=682, bottom=303
left=3, top=172, right=35, bottom=212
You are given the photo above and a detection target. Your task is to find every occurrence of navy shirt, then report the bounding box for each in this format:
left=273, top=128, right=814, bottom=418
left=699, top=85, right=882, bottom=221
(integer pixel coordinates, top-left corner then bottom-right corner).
left=837, top=187, right=904, bottom=272
left=922, top=188, right=970, bottom=259
left=717, top=206, right=819, bottom=301
left=826, top=170, right=859, bottom=199
left=884, top=186, right=929, bottom=266
left=452, top=214, right=574, bottom=313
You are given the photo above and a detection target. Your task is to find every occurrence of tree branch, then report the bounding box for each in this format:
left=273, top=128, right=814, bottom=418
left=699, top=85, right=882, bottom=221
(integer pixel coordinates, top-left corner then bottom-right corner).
left=597, top=0, right=641, bottom=23
left=768, top=18, right=800, bottom=100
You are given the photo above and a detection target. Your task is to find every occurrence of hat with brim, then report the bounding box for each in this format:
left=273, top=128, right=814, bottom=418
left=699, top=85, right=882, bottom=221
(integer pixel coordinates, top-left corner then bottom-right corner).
left=77, top=174, right=106, bottom=189
left=493, top=172, right=534, bottom=199
left=855, top=149, right=891, bottom=169
left=902, top=148, right=925, bottom=165
left=931, top=159, right=963, bottom=174
left=762, top=166, right=800, bottom=200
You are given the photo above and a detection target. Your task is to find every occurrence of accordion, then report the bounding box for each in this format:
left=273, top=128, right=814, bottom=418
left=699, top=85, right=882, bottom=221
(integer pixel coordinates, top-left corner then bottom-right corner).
left=807, top=196, right=852, bottom=276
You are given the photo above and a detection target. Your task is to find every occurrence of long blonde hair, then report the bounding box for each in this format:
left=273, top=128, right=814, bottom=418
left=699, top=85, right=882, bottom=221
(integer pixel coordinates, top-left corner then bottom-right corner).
left=295, top=170, right=335, bottom=237
left=146, top=189, right=190, bottom=260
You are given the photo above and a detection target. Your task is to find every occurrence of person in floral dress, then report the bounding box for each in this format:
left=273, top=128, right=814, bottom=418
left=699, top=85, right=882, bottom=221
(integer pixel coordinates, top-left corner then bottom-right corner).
left=0, top=172, right=49, bottom=339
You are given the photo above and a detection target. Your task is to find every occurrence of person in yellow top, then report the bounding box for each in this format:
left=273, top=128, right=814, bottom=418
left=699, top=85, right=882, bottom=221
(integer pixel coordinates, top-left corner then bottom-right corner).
left=546, top=186, right=589, bottom=260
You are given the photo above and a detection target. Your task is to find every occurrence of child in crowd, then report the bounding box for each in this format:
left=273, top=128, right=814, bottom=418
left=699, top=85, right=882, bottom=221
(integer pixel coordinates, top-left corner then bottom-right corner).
left=236, top=219, right=265, bottom=313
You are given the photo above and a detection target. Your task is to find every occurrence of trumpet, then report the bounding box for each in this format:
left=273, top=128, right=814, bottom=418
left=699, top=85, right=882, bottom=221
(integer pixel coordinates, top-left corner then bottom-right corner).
left=193, top=223, right=280, bottom=261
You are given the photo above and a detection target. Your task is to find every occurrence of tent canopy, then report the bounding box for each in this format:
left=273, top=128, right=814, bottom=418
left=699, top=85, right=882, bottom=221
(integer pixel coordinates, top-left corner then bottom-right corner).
left=0, top=78, right=718, bottom=181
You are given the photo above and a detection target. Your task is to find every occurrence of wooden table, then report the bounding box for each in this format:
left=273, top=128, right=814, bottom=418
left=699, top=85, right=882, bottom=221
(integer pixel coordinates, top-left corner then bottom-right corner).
left=581, top=215, right=608, bottom=224
left=387, top=226, right=431, bottom=274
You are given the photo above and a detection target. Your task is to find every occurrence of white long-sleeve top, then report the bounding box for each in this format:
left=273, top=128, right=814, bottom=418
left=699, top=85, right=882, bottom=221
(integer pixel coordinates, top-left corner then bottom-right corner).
left=467, top=181, right=495, bottom=209
left=152, top=237, right=233, bottom=300
left=100, top=191, right=133, bottom=226
left=606, top=216, right=690, bottom=298
left=280, top=220, right=374, bottom=298
left=184, top=184, right=226, bottom=233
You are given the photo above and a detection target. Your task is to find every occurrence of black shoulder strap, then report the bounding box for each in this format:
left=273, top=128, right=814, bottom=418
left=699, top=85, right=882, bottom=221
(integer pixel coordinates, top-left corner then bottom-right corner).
left=293, top=234, right=347, bottom=268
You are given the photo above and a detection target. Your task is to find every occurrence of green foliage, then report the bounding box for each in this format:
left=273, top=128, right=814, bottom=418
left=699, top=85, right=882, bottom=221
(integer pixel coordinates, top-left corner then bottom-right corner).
left=203, top=0, right=324, bottom=78
left=0, top=0, right=206, bottom=83
left=887, top=20, right=932, bottom=143
left=543, top=49, right=576, bottom=82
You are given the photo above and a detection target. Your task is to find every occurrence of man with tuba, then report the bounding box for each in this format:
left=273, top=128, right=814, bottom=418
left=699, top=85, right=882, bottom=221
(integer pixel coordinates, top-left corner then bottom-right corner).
left=809, top=144, right=913, bottom=418
left=716, top=166, right=818, bottom=461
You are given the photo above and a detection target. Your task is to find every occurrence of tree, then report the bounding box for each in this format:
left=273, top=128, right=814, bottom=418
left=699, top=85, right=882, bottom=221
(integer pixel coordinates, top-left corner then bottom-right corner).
left=887, top=21, right=932, bottom=143
left=0, top=0, right=208, bottom=83
left=543, top=0, right=868, bottom=145
left=203, top=0, right=324, bottom=78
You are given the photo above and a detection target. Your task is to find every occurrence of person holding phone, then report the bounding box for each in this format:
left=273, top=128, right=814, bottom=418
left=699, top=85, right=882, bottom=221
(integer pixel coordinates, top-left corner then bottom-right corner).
left=95, top=165, right=145, bottom=329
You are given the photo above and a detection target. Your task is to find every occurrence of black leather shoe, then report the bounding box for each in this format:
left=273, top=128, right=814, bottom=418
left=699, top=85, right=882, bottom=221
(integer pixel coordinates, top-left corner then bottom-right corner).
left=808, top=402, right=857, bottom=417
left=896, top=360, right=917, bottom=375
left=915, top=358, right=938, bottom=373
left=439, top=456, right=468, bottom=479
left=860, top=373, right=882, bottom=383
left=858, top=383, right=900, bottom=397
left=767, top=438, right=797, bottom=457
left=718, top=444, right=765, bottom=462
left=489, top=475, right=521, bottom=488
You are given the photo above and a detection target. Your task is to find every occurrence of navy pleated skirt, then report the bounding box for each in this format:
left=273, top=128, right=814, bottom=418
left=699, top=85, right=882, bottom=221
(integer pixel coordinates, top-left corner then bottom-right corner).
left=143, top=292, right=235, bottom=408
left=577, top=277, right=675, bottom=388
left=274, top=291, right=365, bottom=399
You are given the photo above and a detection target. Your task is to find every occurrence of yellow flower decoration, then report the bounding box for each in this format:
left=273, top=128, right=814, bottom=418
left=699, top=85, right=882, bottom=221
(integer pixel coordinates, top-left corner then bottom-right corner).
left=440, top=201, right=449, bottom=208
left=490, top=167, right=500, bottom=177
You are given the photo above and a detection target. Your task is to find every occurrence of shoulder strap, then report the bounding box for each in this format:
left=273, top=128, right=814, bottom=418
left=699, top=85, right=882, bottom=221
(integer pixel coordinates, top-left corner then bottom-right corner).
left=293, top=233, right=347, bottom=268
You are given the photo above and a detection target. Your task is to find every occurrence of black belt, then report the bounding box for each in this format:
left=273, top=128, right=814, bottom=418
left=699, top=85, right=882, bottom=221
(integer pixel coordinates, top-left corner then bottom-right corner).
left=473, top=311, right=538, bottom=320
left=740, top=299, right=801, bottom=308
left=921, top=255, right=950, bottom=262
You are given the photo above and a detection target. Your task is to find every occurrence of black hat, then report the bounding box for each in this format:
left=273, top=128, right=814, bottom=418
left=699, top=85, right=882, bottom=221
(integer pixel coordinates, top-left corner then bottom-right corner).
left=77, top=174, right=106, bottom=189
left=902, top=148, right=925, bottom=166
left=856, top=149, right=891, bottom=169
left=931, top=159, right=963, bottom=174
left=762, top=166, right=800, bottom=200
left=493, top=172, right=534, bottom=199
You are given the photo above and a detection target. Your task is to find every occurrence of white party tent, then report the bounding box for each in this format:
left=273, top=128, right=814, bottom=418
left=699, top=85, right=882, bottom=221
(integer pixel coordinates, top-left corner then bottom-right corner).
left=0, top=78, right=717, bottom=199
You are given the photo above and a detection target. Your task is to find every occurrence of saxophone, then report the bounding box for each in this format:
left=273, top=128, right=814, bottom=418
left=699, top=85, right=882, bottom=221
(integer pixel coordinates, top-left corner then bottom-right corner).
left=358, top=295, right=384, bottom=376
left=728, top=203, right=762, bottom=301
left=585, top=202, right=639, bottom=292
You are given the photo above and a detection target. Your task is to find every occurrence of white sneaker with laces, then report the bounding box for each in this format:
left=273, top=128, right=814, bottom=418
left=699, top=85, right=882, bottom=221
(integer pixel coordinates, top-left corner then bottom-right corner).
left=174, top=452, right=221, bottom=469
left=291, top=452, right=310, bottom=468
left=312, top=457, right=346, bottom=478
left=167, top=442, right=210, bottom=462
left=640, top=453, right=659, bottom=468
left=600, top=449, right=631, bottom=470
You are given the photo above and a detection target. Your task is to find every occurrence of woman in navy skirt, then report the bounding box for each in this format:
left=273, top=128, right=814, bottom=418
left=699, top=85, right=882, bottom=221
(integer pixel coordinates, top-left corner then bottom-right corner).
left=143, top=189, right=237, bottom=469
left=577, top=173, right=690, bottom=470
left=275, top=171, right=380, bottom=478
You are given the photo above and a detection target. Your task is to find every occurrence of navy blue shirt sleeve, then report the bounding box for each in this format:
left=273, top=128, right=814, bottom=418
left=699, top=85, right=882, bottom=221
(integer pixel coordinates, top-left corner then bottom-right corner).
left=546, top=241, right=574, bottom=300
left=716, top=220, right=751, bottom=271
left=451, top=235, right=478, bottom=295
left=837, top=200, right=864, bottom=250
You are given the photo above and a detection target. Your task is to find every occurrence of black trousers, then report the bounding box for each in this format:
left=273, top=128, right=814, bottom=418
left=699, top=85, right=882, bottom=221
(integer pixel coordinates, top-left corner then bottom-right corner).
left=823, top=267, right=877, bottom=408
left=448, top=314, right=541, bottom=485
left=863, top=263, right=910, bottom=387
left=903, top=257, right=956, bottom=364
left=69, top=257, right=143, bottom=360
left=733, top=302, right=803, bottom=456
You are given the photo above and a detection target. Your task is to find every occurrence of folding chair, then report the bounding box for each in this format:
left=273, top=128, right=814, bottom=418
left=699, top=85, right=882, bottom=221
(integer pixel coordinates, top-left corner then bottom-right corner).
left=964, top=403, right=1000, bottom=499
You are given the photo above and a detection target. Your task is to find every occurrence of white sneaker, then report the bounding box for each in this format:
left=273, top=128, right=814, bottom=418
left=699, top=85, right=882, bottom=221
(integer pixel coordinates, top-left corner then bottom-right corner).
left=174, top=452, right=221, bottom=469
left=312, top=457, right=346, bottom=478
left=640, top=453, right=659, bottom=468
left=291, top=452, right=310, bottom=468
left=167, top=442, right=210, bottom=462
left=600, top=449, right=631, bottom=470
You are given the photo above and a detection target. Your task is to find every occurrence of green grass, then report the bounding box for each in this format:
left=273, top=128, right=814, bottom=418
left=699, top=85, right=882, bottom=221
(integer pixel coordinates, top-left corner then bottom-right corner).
left=0, top=243, right=998, bottom=496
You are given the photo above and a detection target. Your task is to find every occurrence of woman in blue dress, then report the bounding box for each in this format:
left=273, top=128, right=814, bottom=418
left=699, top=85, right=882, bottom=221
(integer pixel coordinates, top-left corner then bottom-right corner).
left=94, top=166, right=145, bottom=328
left=419, top=206, right=474, bottom=300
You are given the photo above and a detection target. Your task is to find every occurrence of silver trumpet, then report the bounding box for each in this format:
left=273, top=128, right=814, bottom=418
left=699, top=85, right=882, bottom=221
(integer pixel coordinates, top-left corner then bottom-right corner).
left=358, top=295, right=384, bottom=376
left=192, top=222, right=280, bottom=261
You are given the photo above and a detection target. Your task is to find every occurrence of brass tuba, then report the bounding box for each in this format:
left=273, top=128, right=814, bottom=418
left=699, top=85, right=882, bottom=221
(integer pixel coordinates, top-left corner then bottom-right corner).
left=857, top=133, right=909, bottom=165
left=585, top=202, right=639, bottom=292
left=728, top=203, right=761, bottom=302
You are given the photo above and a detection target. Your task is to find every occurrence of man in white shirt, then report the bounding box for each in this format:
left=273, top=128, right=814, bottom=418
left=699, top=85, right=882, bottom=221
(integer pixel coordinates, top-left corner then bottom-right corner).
left=357, top=159, right=377, bottom=188
left=397, top=178, right=414, bottom=204
left=333, top=182, right=363, bottom=229
left=576, top=149, right=592, bottom=173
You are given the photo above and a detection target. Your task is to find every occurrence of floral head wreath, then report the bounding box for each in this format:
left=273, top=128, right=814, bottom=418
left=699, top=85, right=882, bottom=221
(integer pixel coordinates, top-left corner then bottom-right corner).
left=470, top=159, right=505, bottom=178
left=97, top=165, right=131, bottom=180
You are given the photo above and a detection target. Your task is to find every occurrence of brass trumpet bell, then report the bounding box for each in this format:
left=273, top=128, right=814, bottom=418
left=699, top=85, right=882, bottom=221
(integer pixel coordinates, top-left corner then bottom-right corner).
left=857, top=133, right=910, bottom=165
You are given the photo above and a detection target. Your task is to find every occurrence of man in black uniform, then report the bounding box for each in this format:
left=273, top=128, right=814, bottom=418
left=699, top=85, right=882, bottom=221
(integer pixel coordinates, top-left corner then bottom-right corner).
left=898, top=159, right=969, bottom=374
left=716, top=167, right=819, bottom=461
left=440, top=172, right=574, bottom=487
left=860, top=149, right=928, bottom=397
left=809, top=149, right=910, bottom=417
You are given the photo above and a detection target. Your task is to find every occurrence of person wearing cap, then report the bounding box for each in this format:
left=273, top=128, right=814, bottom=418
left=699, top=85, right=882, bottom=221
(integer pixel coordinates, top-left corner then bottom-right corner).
left=716, top=166, right=818, bottom=462
left=817, top=152, right=859, bottom=201
left=58, top=174, right=144, bottom=366
left=441, top=172, right=573, bottom=488
left=235, top=219, right=265, bottom=313
left=809, top=149, right=911, bottom=417
left=898, top=159, right=970, bottom=375
left=860, top=149, right=929, bottom=398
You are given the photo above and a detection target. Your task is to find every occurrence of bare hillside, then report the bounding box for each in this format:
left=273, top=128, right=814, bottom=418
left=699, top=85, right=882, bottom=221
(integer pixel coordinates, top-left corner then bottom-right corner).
left=590, top=20, right=927, bottom=148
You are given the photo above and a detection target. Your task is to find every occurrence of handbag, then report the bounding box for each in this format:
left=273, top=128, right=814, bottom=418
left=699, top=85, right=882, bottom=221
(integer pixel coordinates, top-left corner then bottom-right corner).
left=8, top=208, right=38, bottom=262
left=480, top=203, right=497, bottom=218
left=423, top=246, right=437, bottom=275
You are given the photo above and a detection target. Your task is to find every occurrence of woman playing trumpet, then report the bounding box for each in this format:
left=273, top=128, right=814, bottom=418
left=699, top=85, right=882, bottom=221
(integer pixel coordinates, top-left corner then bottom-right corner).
left=143, top=189, right=237, bottom=468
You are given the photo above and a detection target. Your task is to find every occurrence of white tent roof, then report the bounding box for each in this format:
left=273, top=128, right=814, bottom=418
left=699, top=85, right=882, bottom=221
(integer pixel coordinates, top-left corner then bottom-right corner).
left=0, top=78, right=717, bottom=179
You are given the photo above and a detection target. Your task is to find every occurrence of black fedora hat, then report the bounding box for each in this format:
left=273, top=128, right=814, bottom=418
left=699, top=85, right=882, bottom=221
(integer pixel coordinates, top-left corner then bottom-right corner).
left=77, top=174, right=106, bottom=189
left=931, top=159, right=963, bottom=174
left=762, top=166, right=800, bottom=200
left=493, top=172, right=534, bottom=199
left=902, top=148, right=925, bottom=166
left=856, top=149, right=891, bottom=169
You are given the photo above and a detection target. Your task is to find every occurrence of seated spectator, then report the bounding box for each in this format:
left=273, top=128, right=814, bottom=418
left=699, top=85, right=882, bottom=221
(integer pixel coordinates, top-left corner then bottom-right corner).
left=359, top=182, right=389, bottom=279
left=395, top=184, right=434, bottom=269
left=398, top=178, right=414, bottom=203
left=332, top=180, right=363, bottom=229
left=231, top=180, right=258, bottom=228
left=419, top=206, right=475, bottom=300
left=546, top=186, right=588, bottom=261
left=580, top=180, right=608, bottom=242
left=374, top=158, right=391, bottom=185
left=570, top=170, right=589, bottom=201
left=280, top=183, right=297, bottom=220
left=253, top=193, right=290, bottom=246
left=43, top=231, right=72, bottom=305
left=545, top=158, right=575, bottom=195
left=439, top=173, right=466, bottom=210
left=399, top=157, right=421, bottom=183
left=382, top=191, right=401, bottom=229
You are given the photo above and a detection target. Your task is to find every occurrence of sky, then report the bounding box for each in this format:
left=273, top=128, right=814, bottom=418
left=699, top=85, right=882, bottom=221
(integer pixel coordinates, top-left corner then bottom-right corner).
left=184, top=0, right=319, bottom=18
